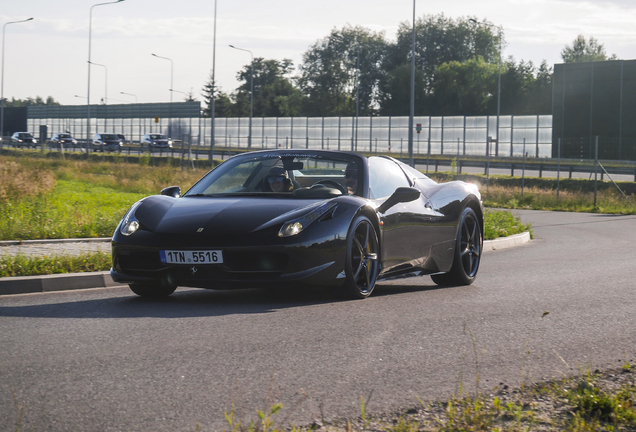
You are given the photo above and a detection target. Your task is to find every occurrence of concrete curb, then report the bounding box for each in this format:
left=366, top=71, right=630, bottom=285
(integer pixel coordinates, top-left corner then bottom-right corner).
left=482, top=231, right=531, bottom=252
left=0, top=232, right=530, bottom=296
left=0, top=237, right=111, bottom=247
left=0, top=271, right=124, bottom=295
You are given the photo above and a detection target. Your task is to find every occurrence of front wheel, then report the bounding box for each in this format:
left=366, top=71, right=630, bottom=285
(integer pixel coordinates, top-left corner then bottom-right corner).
left=431, top=207, right=482, bottom=286
left=129, top=282, right=176, bottom=298
left=343, top=215, right=380, bottom=299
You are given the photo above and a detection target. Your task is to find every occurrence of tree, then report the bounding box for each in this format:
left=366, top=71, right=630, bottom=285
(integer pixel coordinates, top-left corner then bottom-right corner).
left=523, top=60, right=552, bottom=114
left=498, top=57, right=536, bottom=115
left=201, top=72, right=235, bottom=117
left=201, top=81, right=235, bottom=117
left=2, top=96, right=60, bottom=107
left=184, top=89, right=197, bottom=102
left=378, top=64, right=427, bottom=116
left=432, top=56, right=499, bottom=115
left=234, top=58, right=305, bottom=117
left=298, top=25, right=388, bottom=117
left=378, top=14, right=501, bottom=115
left=561, top=35, right=617, bottom=63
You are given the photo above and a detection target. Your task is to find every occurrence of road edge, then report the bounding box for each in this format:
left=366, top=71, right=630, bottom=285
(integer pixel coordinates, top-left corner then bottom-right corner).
left=0, top=232, right=530, bottom=296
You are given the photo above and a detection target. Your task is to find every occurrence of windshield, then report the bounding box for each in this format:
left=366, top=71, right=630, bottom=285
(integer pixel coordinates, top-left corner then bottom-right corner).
left=18, top=133, right=33, bottom=138
left=59, top=134, right=71, bottom=138
left=150, top=134, right=167, bottom=139
left=102, top=134, right=118, bottom=140
left=185, top=152, right=363, bottom=199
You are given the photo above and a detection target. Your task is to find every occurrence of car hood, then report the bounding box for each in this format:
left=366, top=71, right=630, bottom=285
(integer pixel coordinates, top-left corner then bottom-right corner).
left=132, top=195, right=330, bottom=237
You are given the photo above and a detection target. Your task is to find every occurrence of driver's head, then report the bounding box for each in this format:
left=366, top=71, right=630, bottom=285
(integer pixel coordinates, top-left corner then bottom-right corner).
left=344, top=163, right=359, bottom=195
left=266, top=166, right=292, bottom=192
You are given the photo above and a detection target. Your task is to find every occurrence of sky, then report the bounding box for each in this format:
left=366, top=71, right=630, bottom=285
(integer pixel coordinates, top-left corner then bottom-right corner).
left=2, top=0, right=636, bottom=107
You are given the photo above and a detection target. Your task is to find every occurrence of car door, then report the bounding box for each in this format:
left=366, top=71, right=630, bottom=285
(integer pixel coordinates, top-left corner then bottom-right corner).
left=368, top=157, right=439, bottom=273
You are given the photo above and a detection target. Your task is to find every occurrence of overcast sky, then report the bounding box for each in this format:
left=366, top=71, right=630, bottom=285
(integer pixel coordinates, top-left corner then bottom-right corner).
left=2, top=0, right=636, bottom=106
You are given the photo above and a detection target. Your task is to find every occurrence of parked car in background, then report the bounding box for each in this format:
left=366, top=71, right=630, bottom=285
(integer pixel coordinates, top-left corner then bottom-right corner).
left=50, top=133, right=78, bottom=148
left=93, top=133, right=123, bottom=152
left=11, top=132, right=37, bottom=148
left=141, top=133, right=172, bottom=150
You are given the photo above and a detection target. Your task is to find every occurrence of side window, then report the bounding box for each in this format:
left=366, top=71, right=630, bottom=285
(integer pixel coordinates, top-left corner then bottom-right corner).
left=368, top=157, right=411, bottom=199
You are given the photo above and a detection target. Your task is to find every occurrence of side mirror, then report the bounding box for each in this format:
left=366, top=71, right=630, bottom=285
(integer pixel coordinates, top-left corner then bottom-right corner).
left=377, top=187, right=420, bottom=214
left=161, top=186, right=181, bottom=198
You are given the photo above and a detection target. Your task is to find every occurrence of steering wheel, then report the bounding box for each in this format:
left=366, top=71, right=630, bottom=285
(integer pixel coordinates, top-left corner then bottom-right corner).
left=311, top=179, right=346, bottom=194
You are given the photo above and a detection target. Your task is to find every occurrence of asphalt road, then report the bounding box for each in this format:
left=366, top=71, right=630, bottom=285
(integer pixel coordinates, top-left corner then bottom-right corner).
left=1, top=210, right=635, bottom=431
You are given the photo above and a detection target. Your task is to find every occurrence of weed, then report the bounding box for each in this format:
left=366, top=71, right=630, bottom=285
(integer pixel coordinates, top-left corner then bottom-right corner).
left=223, top=402, right=284, bottom=432
left=13, top=389, right=25, bottom=432
left=564, top=377, right=636, bottom=425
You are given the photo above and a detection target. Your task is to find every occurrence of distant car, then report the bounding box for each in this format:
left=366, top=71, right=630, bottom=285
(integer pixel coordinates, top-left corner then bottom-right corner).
left=50, top=133, right=77, bottom=148
left=93, top=133, right=123, bottom=152
left=117, top=134, right=126, bottom=143
left=11, top=132, right=37, bottom=148
left=141, top=133, right=172, bottom=150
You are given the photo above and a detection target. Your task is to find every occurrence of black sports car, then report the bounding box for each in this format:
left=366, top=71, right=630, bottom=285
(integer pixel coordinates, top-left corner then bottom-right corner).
left=111, top=149, right=483, bottom=299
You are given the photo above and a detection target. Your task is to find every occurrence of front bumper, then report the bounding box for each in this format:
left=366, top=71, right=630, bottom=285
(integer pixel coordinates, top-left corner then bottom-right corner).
left=110, top=235, right=347, bottom=290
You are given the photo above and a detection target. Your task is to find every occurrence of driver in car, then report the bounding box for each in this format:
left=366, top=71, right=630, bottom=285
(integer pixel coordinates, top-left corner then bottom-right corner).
left=266, top=166, right=293, bottom=192
left=344, top=163, right=358, bottom=195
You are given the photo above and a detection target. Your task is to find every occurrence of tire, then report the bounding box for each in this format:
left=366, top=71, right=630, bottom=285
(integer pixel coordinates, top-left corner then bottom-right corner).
left=129, top=282, right=176, bottom=298
left=343, top=215, right=380, bottom=299
left=431, top=207, right=482, bottom=286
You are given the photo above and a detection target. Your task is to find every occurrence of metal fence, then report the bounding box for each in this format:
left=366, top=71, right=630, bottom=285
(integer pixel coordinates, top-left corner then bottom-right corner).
left=26, top=114, right=553, bottom=158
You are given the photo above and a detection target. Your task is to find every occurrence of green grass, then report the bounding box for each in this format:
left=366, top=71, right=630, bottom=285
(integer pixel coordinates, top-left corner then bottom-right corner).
left=0, top=252, right=111, bottom=277
left=430, top=172, right=636, bottom=215
left=0, top=180, right=144, bottom=240
left=484, top=209, right=532, bottom=240
left=210, top=369, right=635, bottom=431
left=0, top=154, right=215, bottom=241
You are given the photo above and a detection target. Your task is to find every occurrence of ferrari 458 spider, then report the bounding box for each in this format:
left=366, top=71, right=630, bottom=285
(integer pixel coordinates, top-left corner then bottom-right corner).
left=111, top=149, right=483, bottom=299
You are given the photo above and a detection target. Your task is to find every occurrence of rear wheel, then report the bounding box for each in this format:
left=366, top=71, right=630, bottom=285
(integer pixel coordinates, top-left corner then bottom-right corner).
left=431, top=207, right=482, bottom=286
left=129, top=282, right=176, bottom=298
left=343, top=215, right=379, bottom=299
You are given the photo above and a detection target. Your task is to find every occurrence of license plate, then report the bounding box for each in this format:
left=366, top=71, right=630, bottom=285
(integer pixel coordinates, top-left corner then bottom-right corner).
left=160, top=250, right=223, bottom=264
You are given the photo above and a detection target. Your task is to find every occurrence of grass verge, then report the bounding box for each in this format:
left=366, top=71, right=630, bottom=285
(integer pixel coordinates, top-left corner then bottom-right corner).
left=430, top=173, right=636, bottom=215
left=0, top=210, right=528, bottom=277
left=210, top=368, right=636, bottom=431
left=0, top=252, right=111, bottom=278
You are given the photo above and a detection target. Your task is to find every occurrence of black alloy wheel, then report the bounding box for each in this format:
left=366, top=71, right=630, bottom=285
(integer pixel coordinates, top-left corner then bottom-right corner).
left=431, top=207, right=482, bottom=286
left=344, top=215, right=380, bottom=299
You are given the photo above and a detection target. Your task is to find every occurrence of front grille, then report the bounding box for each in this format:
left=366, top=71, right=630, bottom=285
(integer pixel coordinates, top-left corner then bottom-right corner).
left=223, top=250, right=288, bottom=272
left=117, top=250, right=161, bottom=271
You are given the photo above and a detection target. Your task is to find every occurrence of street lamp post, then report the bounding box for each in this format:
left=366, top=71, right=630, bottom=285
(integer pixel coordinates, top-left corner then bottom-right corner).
left=1, top=17, right=33, bottom=147
left=89, top=61, right=107, bottom=131
left=408, top=0, right=416, bottom=167
left=229, top=44, right=253, bottom=149
left=120, top=91, right=137, bottom=103
left=87, top=0, right=124, bottom=154
left=470, top=18, right=502, bottom=158
left=151, top=53, right=173, bottom=138
left=210, top=0, right=218, bottom=165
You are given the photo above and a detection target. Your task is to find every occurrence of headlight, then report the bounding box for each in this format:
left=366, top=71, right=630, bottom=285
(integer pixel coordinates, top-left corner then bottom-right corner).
left=279, top=202, right=337, bottom=237
left=120, top=201, right=143, bottom=236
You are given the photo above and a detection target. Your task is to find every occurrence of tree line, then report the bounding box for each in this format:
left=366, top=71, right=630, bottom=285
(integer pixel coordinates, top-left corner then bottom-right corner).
left=201, top=14, right=617, bottom=119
